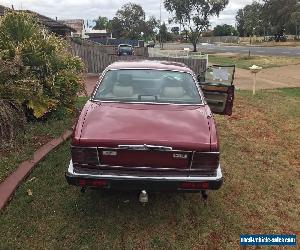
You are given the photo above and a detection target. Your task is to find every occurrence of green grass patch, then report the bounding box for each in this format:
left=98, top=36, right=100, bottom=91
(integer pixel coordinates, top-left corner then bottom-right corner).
left=0, top=96, right=88, bottom=182
left=276, top=87, right=300, bottom=97
left=0, top=90, right=299, bottom=249
left=207, top=54, right=300, bottom=69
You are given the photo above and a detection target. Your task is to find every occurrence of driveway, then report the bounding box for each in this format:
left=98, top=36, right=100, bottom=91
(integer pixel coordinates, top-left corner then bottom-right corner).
left=235, top=65, right=300, bottom=90
left=85, top=74, right=99, bottom=95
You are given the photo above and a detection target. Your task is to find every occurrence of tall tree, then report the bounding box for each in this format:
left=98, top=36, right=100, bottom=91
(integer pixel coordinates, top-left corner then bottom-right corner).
left=236, top=9, right=246, bottom=37
left=144, top=16, right=159, bottom=41
left=115, top=3, right=146, bottom=39
left=262, top=0, right=299, bottom=34
left=235, top=1, right=266, bottom=37
left=164, top=0, right=229, bottom=52
left=291, top=11, right=300, bottom=38
left=93, top=16, right=108, bottom=30
left=159, top=22, right=168, bottom=48
left=107, top=17, right=123, bottom=38
left=213, top=24, right=238, bottom=36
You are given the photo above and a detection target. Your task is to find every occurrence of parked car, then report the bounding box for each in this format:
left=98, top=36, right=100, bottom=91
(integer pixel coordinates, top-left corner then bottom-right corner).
left=65, top=61, right=235, bottom=201
left=117, top=44, right=134, bottom=56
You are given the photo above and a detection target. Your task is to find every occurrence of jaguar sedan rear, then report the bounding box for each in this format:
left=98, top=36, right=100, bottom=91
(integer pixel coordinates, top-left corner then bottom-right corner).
left=66, top=60, right=235, bottom=200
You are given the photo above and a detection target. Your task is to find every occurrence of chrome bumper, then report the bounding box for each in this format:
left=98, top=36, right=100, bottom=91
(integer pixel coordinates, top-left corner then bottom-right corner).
left=67, top=160, right=223, bottom=181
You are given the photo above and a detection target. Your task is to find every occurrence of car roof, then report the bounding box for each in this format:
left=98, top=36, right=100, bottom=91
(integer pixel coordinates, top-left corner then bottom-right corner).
left=106, top=60, right=194, bottom=74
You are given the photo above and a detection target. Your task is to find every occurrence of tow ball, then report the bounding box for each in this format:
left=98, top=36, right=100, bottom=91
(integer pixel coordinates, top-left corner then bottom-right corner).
left=201, top=190, right=208, bottom=205
left=139, top=190, right=148, bottom=205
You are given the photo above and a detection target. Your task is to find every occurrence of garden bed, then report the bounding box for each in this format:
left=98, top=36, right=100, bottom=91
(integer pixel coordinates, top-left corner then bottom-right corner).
left=0, top=97, right=88, bottom=183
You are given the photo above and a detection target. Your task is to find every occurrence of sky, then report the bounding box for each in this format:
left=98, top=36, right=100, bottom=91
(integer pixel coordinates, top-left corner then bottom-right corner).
left=1, top=0, right=254, bottom=29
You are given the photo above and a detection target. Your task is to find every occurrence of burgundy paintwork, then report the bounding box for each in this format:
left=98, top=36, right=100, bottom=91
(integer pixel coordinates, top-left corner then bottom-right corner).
left=66, top=61, right=226, bottom=192
left=72, top=101, right=217, bottom=151
left=72, top=60, right=219, bottom=153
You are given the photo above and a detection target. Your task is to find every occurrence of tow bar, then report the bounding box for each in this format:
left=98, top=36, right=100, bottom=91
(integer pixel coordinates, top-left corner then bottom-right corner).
left=139, top=190, right=148, bottom=205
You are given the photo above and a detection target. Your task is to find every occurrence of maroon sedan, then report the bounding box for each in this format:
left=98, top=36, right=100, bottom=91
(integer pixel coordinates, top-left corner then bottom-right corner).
left=66, top=60, right=235, bottom=200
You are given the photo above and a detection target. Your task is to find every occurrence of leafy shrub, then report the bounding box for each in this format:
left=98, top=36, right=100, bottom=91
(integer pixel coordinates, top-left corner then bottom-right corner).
left=0, top=11, right=85, bottom=118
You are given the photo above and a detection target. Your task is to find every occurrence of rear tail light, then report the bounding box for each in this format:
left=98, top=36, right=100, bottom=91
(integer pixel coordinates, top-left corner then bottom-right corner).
left=78, top=179, right=108, bottom=187
left=179, top=182, right=209, bottom=190
left=191, top=152, right=219, bottom=170
left=71, top=147, right=99, bottom=166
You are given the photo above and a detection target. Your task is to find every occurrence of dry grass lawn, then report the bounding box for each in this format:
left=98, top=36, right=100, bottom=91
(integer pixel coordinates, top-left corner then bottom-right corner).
left=0, top=89, right=299, bottom=249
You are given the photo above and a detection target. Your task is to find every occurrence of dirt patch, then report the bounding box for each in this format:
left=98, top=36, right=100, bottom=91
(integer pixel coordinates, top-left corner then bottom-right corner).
left=84, top=74, right=99, bottom=96
left=235, top=65, right=300, bottom=90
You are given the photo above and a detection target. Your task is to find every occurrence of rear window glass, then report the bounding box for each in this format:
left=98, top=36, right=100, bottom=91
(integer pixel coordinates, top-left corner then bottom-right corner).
left=93, top=69, right=202, bottom=105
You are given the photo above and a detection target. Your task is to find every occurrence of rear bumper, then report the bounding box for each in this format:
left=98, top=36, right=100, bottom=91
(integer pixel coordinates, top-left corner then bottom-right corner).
left=65, top=161, right=223, bottom=192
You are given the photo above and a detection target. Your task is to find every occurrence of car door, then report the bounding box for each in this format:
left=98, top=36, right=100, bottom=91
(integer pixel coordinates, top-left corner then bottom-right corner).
left=198, top=65, right=235, bottom=116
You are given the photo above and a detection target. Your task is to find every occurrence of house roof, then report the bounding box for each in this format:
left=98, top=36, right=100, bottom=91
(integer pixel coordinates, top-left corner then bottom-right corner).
left=0, top=5, right=8, bottom=16
left=0, top=5, right=75, bottom=33
left=60, top=19, right=84, bottom=33
left=21, top=10, right=76, bottom=32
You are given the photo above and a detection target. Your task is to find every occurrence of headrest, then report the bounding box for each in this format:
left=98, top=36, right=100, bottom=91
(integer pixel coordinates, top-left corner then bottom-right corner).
left=113, top=85, right=134, bottom=97
left=118, top=74, right=133, bottom=86
left=162, top=86, right=185, bottom=98
left=162, top=76, right=182, bottom=87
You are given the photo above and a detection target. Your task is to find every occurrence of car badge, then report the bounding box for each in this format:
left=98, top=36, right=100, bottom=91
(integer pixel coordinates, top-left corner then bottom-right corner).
left=173, top=153, right=188, bottom=159
left=102, top=151, right=117, bottom=156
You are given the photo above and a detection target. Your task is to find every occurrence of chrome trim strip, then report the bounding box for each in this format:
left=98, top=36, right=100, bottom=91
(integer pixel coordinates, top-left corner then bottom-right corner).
left=96, top=148, right=101, bottom=165
left=93, top=100, right=205, bottom=107
left=189, top=151, right=195, bottom=172
left=90, top=165, right=190, bottom=171
left=68, top=160, right=222, bottom=181
left=71, top=146, right=201, bottom=154
left=101, top=146, right=192, bottom=153
left=74, top=164, right=216, bottom=173
left=118, top=144, right=173, bottom=151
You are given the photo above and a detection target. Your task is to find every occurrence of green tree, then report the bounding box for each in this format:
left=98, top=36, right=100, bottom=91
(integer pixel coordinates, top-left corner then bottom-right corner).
left=93, top=16, right=109, bottom=30
left=115, top=3, right=146, bottom=39
left=0, top=12, right=85, bottom=118
left=158, top=22, right=169, bottom=48
left=235, top=1, right=265, bottom=37
left=291, top=12, right=300, bottom=38
left=236, top=9, right=246, bottom=37
left=107, top=17, right=123, bottom=38
left=213, top=24, right=238, bottom=36
left=164, top=0, right=229, bottom=52
left=262, top=0, right=299, bottom=34
left=144, top=16, right=159, bottom=41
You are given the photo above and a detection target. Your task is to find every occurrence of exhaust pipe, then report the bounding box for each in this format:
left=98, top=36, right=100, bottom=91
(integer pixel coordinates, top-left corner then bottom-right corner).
left=139, top=190, right=148, bottom=204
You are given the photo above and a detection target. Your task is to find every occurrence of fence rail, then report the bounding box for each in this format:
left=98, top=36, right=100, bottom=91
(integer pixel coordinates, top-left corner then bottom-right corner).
left=69, top=42, right=207, bottom=75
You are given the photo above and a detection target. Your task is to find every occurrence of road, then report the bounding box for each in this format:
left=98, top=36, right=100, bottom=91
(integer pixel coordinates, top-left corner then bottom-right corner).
left=164, top=43, right=300, bottom=57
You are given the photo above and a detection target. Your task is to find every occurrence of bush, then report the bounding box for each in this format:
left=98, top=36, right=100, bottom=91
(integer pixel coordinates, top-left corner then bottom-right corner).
left=0, top=11, right=85, bottom=118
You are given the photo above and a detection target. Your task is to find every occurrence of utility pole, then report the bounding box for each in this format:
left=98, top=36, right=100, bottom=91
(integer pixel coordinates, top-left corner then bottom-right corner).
left=159, top=0, right=162, bottom=48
